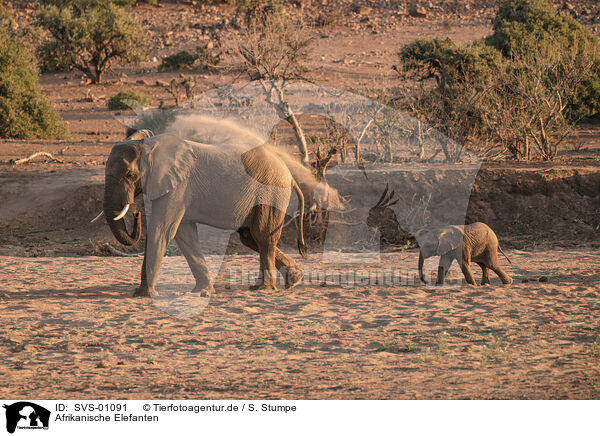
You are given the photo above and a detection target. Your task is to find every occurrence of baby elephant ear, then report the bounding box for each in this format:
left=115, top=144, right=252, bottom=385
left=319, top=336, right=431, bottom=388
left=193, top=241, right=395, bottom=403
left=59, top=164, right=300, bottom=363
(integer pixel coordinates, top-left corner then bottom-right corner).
left=437, top=227, right=463, bottom=254
left=141, top=134, right=198, bottom=201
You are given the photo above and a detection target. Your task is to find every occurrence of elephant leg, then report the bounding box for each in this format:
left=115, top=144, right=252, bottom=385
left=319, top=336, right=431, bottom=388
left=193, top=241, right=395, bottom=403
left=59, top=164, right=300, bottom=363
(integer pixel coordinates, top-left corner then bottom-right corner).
left=460, top=258, right=477, bottom=286
left=175, top=222, right=214, bottom=296
left=436, top=253, right=454, bottom=285
left=247, top=205, right=283, bottom=291
left=491, top=266, right=513, bottom=285
left=253, top=242, right=278, bottom=291
left=477, top=262, right=491, bottom=285
left=238, top=228, right=303, bottom=290
left=135, top=202, right=184, bottom=297
left=136, top=237, right=149, bottom=296
left=487, top=249, right=513, bottom=285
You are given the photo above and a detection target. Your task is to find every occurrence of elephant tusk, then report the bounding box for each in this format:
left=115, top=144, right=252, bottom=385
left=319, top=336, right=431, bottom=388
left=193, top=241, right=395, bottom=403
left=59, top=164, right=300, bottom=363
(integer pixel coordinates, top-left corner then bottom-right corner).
left=90, top=210, right=104, bottom=223
left=113, top=204, right=130, bottom=221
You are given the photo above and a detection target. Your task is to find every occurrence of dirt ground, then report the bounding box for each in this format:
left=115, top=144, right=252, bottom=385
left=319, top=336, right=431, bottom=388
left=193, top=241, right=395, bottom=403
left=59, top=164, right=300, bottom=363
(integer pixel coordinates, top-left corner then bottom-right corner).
left=0, top=1, right=599, bottom=399
left=1, top=250, right=599, bottom=399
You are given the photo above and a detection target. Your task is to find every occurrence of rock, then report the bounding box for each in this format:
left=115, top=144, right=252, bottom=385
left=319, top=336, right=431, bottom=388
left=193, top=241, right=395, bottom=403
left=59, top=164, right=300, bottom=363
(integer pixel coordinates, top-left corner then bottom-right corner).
left=539, top=276, right=549, bottom=282
left=409, top=5, right=427, bottom=18
left=96, top=360, right=110, bottom=368
left=155, top=80, right=170, bottom=87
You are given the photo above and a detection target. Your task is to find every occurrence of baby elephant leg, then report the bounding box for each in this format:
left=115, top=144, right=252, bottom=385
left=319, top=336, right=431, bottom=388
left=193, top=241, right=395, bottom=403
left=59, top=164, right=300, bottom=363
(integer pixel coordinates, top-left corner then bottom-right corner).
left=436, top=253, right=454, bottom=285
left=490, top=265, right=513, bottom=285
left=460, top=258, right=477, bottom=285
left=488, top=250, right=513, bottom=285
left=477, top=262, right=491, bottom=285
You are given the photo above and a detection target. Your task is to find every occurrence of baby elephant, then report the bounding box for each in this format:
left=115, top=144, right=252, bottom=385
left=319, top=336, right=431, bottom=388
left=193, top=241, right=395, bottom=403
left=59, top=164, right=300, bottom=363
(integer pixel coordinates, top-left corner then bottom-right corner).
left=416, top=222, right=513, bottom=286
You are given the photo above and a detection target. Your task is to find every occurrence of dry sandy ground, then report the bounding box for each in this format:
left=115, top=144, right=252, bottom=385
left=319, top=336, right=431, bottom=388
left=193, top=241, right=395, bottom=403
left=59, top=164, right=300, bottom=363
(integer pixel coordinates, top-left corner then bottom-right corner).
left=1, top=249, right=599, bottom=399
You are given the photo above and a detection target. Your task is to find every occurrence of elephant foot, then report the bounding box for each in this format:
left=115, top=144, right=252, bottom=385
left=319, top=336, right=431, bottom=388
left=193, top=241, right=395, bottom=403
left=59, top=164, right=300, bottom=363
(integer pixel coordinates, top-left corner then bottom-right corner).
left=192, top=284, right=214, bottom=298
left=133, top=286, right=158, bottom=297
left=284, top=268, right=304, bottom=290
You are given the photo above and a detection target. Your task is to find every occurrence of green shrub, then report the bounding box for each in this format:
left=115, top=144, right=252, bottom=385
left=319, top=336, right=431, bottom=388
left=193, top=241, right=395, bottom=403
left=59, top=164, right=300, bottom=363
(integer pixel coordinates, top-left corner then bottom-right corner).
left=399, top=38, right=505, bottom=93
left=487, top=0, right=594, bottom=56
left=159, top=51, right=197, bottom=71
left=486, top=0, right=600, bottom=118
left=37, top=0, right=145, bottom=83
left=0, top=6, right=66, bottom=139
left=107, top=90, right=151, bottom=110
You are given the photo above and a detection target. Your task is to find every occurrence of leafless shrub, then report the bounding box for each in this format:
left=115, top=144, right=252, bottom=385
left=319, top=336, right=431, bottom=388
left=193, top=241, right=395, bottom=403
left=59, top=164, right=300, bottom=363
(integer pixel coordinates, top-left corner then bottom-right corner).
left=196, top=40, right=222, bottom=71
left=482, top=46, right=594, bottom=160
left=401, top=192, right=432, bottom=232
left=161, top=77, right=197, bottom=107
left=400, top=80, right=485, bottom=163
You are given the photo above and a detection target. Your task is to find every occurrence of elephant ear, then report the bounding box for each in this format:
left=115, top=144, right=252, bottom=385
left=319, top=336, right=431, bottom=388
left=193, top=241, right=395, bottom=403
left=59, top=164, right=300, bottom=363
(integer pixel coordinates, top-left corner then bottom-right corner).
left=140, top=134, right=198, bottom=201
left=437, top=227, right=463, bottom=255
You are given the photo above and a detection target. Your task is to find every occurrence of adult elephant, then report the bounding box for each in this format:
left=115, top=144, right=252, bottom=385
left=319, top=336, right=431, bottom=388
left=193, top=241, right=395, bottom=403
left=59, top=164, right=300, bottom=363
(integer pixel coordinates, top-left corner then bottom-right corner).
left=103, top=133, right=307, bottom=297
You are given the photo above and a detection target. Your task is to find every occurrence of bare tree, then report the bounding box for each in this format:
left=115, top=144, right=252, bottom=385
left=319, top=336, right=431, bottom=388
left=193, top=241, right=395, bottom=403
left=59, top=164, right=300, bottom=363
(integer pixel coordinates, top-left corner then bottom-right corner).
left=236, top=11, right=314, bottom=163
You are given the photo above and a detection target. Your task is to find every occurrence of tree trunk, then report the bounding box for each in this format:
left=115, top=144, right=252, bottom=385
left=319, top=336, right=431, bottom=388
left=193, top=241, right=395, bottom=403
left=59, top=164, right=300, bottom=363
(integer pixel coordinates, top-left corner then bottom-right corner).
left=286, top=111, right=310, bottom=165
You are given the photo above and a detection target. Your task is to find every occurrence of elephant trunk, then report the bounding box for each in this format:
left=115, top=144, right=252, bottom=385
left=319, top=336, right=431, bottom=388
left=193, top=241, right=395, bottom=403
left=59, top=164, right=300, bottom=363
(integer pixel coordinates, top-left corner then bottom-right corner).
left=418, top=251, right=425, bottom=283
left=104, top=183, right=141, bottom=246
left=105, top=209, right=141, bottom=246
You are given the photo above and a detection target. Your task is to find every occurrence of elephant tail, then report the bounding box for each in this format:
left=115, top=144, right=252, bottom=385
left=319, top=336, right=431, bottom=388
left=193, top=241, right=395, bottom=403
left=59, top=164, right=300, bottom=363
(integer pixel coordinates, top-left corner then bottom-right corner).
left=292, top=180, right=307, bottom=259
left=498, top=245, right=512, bottom=264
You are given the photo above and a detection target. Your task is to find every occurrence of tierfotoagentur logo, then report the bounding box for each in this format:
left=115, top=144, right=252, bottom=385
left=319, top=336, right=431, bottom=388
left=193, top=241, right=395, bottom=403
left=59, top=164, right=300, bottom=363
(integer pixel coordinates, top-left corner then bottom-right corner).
left=110, top=79, right=480, bottom=319
left=3, top=402, right=50, bottom=434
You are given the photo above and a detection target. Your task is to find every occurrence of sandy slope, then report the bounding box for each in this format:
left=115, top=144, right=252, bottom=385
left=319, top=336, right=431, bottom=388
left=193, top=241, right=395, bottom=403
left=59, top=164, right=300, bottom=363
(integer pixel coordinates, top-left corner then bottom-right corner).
left=0, top=249, right=599, bottom=399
